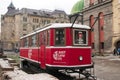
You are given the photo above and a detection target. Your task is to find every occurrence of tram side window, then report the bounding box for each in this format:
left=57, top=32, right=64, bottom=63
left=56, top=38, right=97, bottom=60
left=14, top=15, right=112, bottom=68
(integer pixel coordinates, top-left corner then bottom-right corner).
left=44, top=31, right=47, bottom=45
left=47, top=30, right=50, bottom=45
left=24, top=38, right=29, bottom=47
left=31, top=35, right=36, bottom=47
left=36, top=33, right=39, bottom=46
left=20, top=39, right=23, bottom=47
left=55, top=28, right=65, bottom=45
left=44, top=30, right=50, bottom=46
left=73, top=30, right=88, bottom=45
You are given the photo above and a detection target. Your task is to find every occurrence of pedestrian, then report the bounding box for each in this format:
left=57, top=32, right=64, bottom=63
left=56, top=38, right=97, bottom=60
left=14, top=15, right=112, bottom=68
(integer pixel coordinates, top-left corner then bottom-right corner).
left=117, top=48, right=120, bottom=56
left=113, top=48, right=117, bottom=56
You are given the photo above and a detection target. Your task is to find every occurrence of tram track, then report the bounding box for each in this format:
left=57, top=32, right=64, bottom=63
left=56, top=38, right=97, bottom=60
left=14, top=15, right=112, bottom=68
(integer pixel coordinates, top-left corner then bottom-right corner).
left=22, top=66, right=95, bottom=80
left=21, top=61, right=96, bottom=80
left=48, top=71, right=75, bottom=80
left=22, top=65, right=77, bottom=80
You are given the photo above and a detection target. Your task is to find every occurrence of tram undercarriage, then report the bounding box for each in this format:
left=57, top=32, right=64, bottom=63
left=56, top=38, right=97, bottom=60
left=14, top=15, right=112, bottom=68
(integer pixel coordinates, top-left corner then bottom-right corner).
left=58, top=63, right=97, bottom=80
left=21, top=59, right=96, bottom=80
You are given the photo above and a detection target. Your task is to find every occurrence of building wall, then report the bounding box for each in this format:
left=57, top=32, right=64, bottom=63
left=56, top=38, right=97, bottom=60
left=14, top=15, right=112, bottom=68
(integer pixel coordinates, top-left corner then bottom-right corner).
left=83, top=0, right=113, bottom=53
left=1, top=16, right=15, bottom=50
left=112, top=0, right=120, bottom=49
left=1, top=8, right=69, bottom=51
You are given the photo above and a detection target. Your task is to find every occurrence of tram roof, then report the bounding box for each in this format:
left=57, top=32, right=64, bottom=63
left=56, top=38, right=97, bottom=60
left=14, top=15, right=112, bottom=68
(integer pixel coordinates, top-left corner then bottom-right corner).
left=20, top=23, right=90, bottom=39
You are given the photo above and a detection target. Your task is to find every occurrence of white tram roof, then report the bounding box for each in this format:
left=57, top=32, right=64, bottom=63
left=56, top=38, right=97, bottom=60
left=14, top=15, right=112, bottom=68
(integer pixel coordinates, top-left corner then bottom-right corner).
left=20, top=23, right=90, bottom=39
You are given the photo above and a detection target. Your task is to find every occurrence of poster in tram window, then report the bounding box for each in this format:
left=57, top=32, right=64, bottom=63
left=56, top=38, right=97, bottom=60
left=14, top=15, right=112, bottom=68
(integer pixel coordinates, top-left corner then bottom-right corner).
left=74, top=30, right=87, bottom=45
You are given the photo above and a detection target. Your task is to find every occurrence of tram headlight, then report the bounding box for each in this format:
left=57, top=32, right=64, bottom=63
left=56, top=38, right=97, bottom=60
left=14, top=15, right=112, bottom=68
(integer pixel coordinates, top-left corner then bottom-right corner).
left=79, top=56, right=83, bottom=61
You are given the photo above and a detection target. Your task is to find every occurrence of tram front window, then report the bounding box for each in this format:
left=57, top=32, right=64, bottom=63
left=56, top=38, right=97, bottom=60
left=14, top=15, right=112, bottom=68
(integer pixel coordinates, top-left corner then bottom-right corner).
left=73, top=29, right=88, bottom=45
left=55, top=28, right=65, bottom=46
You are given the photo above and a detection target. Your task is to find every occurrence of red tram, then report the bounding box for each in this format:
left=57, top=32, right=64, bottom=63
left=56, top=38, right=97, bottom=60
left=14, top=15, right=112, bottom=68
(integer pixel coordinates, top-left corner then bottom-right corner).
left=20, top=23, right=94, bottom=78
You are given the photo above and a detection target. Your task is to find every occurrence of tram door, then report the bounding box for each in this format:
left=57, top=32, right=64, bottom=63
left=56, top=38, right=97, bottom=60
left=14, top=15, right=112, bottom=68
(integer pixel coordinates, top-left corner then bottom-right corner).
left=40, top=32, right=46, bottom=69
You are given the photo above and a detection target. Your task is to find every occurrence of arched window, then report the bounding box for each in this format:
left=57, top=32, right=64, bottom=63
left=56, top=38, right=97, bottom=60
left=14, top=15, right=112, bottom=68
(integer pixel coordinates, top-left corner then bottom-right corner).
left=90, top=15, right=94, bottom=49
left=90, top=0, right=94, bottom=6
left=98, top=12, right=104, bottom=51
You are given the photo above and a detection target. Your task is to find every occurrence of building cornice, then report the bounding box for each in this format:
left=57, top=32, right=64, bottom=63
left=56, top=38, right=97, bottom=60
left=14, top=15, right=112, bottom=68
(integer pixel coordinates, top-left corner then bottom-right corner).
left=28, top=14, right=55, bottom=19
left=82, top=0, right=112, bottom=12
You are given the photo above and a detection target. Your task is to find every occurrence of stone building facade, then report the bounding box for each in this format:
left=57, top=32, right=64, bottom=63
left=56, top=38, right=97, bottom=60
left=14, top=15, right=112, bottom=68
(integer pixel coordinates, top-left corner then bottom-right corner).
left=112, top=0, right=120, bottom=50
left=1, top=2, right=69, bottom=51
left=71, top=0, right=120, bottom=54
left=83, top=0, right=113, bottom=53
left=71, top=0, right=113, bottom=54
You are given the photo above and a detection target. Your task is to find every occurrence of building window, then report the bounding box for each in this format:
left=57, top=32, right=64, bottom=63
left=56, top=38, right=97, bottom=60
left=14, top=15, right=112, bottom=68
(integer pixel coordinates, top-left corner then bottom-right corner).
left=23, top=34, right=26, bottom=36
left=33, top=18, right=39, bottom=23
left=55, top=28, right=65, bottom=46
left=23, top=17, right=27, bottom=22
left=1, top=16, right=4, bottom=20
left=47, top=20, right=50, bottom=24
left=23, top=24, right=27, bottom=31
left=33, top=25, right=36, bottom=30
left=90, top=0, right=94, bottom=6
left=59, top=14, right=61, bottom=17
left=33, top=12, right=37, bottom=15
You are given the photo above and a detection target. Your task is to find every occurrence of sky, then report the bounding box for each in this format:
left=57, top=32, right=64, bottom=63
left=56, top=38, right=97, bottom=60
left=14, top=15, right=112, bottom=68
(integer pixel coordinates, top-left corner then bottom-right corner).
left=0, top=0, right=79, bottom=15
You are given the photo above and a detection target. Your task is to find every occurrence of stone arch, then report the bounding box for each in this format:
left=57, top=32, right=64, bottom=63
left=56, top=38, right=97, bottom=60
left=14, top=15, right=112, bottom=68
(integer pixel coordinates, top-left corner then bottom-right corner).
left=114, top=39, right=120, bottom=48
left=90, top=15, right=95, bottom=49
left=98, top=12, right=104, bottom=53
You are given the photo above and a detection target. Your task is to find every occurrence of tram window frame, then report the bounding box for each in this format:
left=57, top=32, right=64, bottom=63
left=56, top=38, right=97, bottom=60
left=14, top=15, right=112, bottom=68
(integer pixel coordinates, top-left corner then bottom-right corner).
left=47, top=30, right=50, bottom=46
left=39, top=30, right=50, bottom=46
left=31, top=34, right=37, bottom=47
left=39, top=32, right=43, bottom=45
left=20, top=39, right=24, bottom=47
left=36, top=33, right=39, bottom=46
left=24, top=37, right=29, bottom=47
left=29, top=36, right=32, bottom=47
left=44, top=30, right=50, bottom=46
left=44, top=31, right=47, bottom=46
left=55, top=28, right=65, bottom=46
left=73, top=29, right=88, bottom=46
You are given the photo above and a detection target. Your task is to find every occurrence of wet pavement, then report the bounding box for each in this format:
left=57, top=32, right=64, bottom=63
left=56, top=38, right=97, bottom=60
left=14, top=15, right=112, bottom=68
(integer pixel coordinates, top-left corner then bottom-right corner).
left=93, top=54, right=120, bottom=80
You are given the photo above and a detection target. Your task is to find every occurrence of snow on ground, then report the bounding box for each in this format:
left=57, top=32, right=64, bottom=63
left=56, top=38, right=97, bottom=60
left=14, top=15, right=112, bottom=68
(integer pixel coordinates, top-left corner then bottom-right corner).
left=3, top=71, right=58, bottom=80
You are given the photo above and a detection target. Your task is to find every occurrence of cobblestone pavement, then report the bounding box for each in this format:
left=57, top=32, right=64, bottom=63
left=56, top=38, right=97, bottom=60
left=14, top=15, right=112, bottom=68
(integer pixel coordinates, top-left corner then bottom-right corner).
left=93, top=54, right=120, bottom=80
